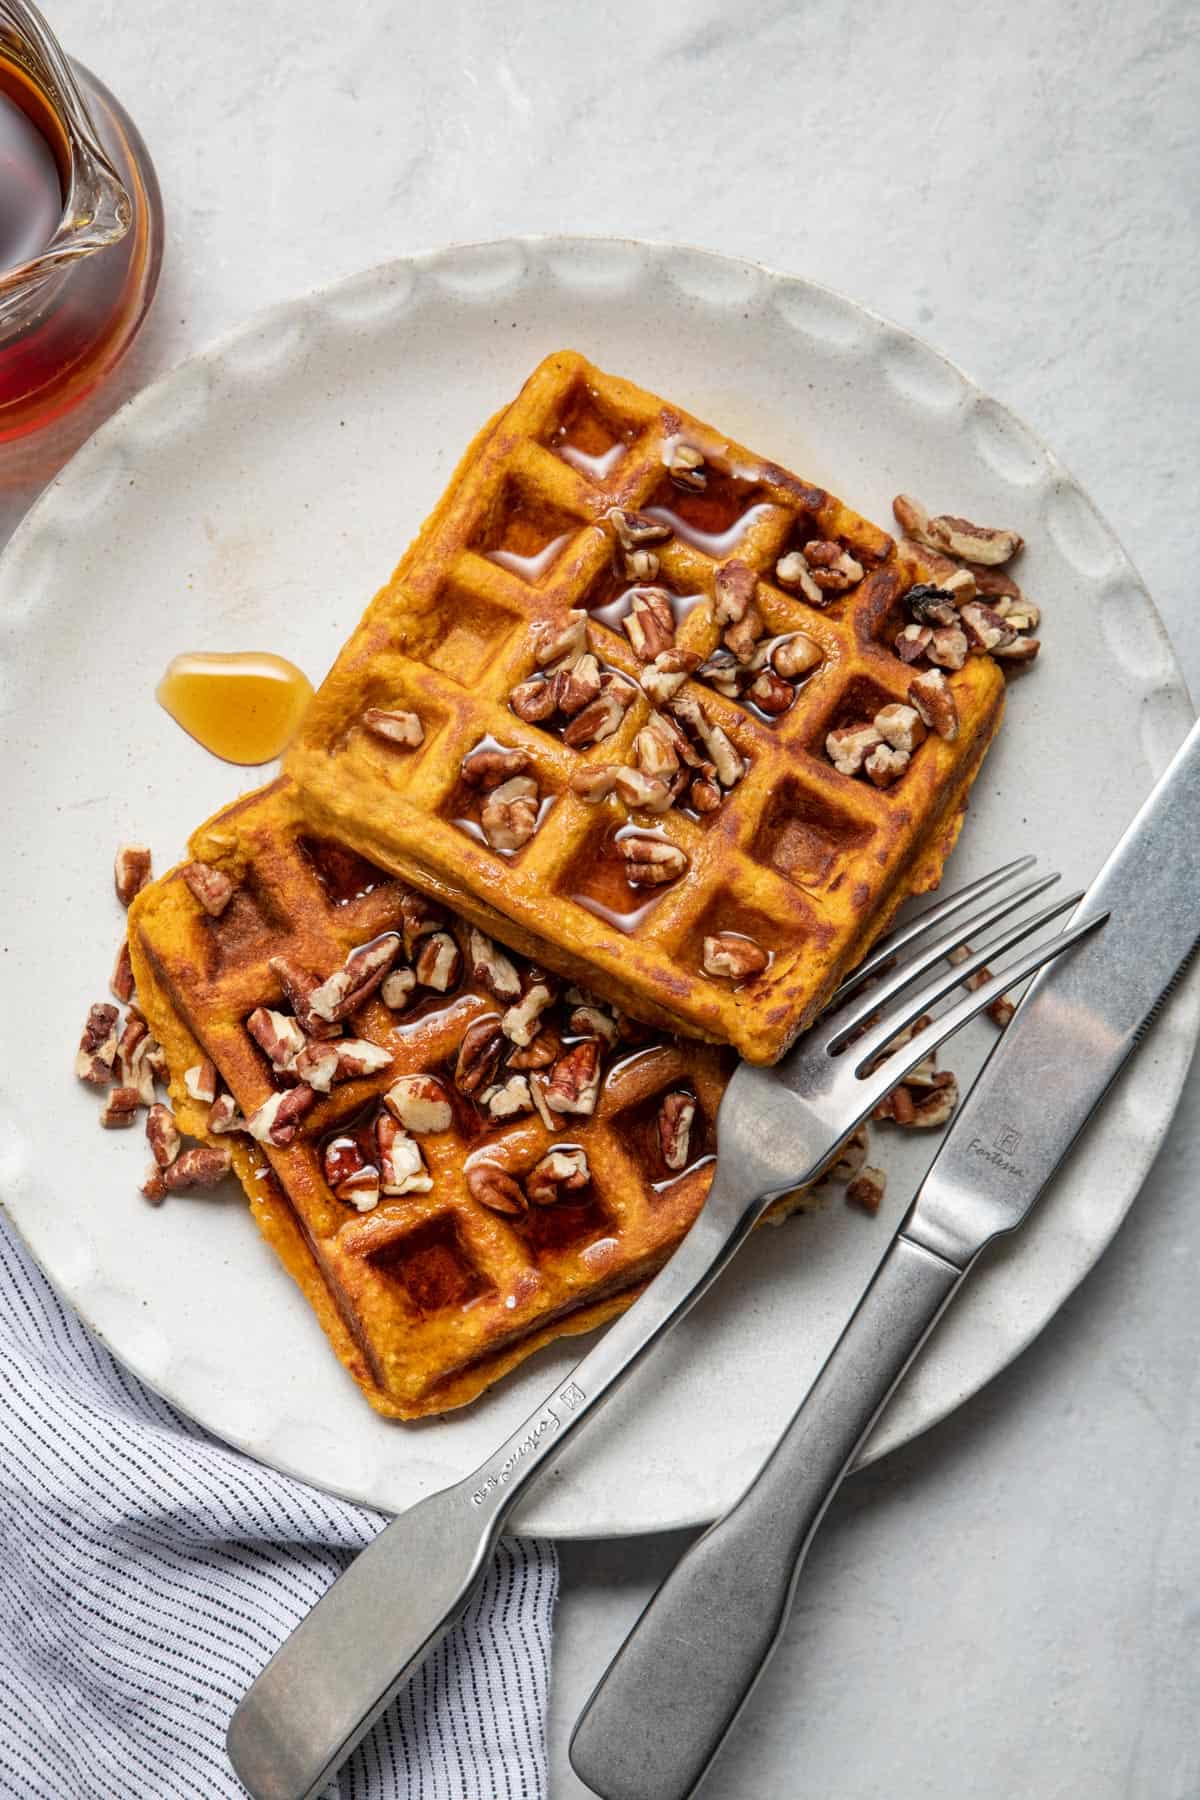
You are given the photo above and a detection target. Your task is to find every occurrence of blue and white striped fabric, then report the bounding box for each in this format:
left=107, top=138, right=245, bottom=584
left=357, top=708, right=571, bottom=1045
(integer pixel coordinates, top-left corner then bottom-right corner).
left=0, top=1213, right=558, bottom=1799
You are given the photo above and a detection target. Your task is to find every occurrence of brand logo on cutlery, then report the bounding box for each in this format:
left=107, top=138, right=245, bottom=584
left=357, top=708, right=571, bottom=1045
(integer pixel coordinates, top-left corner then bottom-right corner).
left=559, top=1382, right=586, bottom=1411
left=966, top=1127, right=1026, bottom=1179
left=470, top=1408, right=561, bottom=1506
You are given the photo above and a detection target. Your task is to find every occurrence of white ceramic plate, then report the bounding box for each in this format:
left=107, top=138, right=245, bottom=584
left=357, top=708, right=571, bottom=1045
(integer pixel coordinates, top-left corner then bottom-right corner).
left=1, top=237, right=1194, bottom=1537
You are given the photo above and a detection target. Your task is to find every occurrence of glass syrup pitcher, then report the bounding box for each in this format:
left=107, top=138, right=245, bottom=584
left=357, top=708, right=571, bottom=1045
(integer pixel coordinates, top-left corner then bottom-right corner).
left=0, top=0, right=162, bottom=444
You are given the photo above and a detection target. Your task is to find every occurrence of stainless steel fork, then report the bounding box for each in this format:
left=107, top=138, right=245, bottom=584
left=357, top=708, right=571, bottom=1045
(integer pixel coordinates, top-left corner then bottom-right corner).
left=226, top=856, right=1105, bottom=1800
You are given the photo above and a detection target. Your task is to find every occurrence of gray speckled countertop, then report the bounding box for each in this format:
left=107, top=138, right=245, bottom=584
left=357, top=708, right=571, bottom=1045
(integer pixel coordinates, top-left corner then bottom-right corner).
left=7, top=2, right=1198, bottom=1794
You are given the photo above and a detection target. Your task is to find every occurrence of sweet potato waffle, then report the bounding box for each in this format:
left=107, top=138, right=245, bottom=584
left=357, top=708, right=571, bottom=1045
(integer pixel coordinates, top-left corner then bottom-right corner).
left=285, top=350, right=1006, bottom=1064
left=129, top=779, right=828, bottom=1420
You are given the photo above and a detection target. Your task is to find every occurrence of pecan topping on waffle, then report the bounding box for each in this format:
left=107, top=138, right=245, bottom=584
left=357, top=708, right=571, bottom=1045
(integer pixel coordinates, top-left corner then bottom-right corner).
left=774, top=549, right=825, bottom=605
left=291, top=1042, right=340, bottom=1091
left=893, top=495, right=1022, bottom=566
left=606, top=506, right=672, bottom=552
left=480, top=1075, right=534, bottom=1120
left=623, top=587, right=676, bottom=662
left=543, top=1039, right=602, bottom=1116
left=503, top=981, right=554, bottom=1046
left=467, top=928, right=522, bottom=1002
left=802, top=540, right=863, bottom=593
left=526, top=1147, right=590, bottom=1205
left=702, top=933, right=769, bottom=980
left=76, top=1002, right=120, bottom=1085
left=772, top=633, right=822, bottom=681
left=268, top=956, right=343, bottom=1039
left=905, top=583, right=960, bottom=628
left=247, top=1084, right=317, bottom=1148
left=247, top=1006, right=308, bottom=1072
left=895, top=623, right=932, bottom=664
left=181, top=861, right=234, bottom=917
left=454, top=1016, right=505, bottom=1095
left=534, top=609, right=588, bottom=670
left=480, top=775, right=540, bottom=852
left=161, top=1145, right=232, bottom=1192
left=467, top=1161, right=527, bottom=1215
left=864, top=744, right=910, bottom=789
left=908, top=668, right=959, bottom=741
left=364, top=707, right=424, bottom=748
left=657, top=1092, right=696, bottom=1171
left=506, top=1024, right=561, bottom=1069
left=384, top=1074, right=453, bottom=1133
left=826, top=722, right=883, bottom=777
left=509, top=675, right=558, bottom=723
left=208, top=1093, right=246, bottom=1133
left=562, top=677, right=636, bottom=750
left=618, top=837, right=689, bottom=887
left=747, top=669, right=794, bottom=715
left=959, top=601, right=1018, bottom=654
left=114, top=845, right=152, bottom=907
left=553, top=653, right=602, bottom=715
left=331, top=1039, right=394, bottom=1082
left=666, top=441, right=706, bottom=489
left=569, top=765, right=618, bottom=803
left=612, top=768, right=673, bottom=814
left=414, top=930, right=462, bottom=990
left=381, top=967, right=417, bottom=1010
left=874, top=703, right=926, bottom=754
left=640, top=649, right=698, bottom=705
left=713, top=559, right=756, bottom=628
left=669, top=694, right=744, bottom=789
left=690, top=776, right=722, bottom=813
left=926, top=624, right=969, bottom=672
left=309, top=933, right=400, bottom=1022
left=398, top=891, right=445, bottom=960
left=376, top=1114, right=432, bottom=1196
left=183, top=1059, right=218, bottom=1104
left=461, top=744, right=532, bottom=787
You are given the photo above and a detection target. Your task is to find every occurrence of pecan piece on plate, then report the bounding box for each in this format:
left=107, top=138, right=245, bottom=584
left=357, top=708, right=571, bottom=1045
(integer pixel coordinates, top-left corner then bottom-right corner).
left=114, top=844, right=152, bottom=907
left=75, top=1002, right=119, bottom=1085
left=161, top=1145, right=233, bottom=1193
left=145, top=1102, right=181, bottom=1169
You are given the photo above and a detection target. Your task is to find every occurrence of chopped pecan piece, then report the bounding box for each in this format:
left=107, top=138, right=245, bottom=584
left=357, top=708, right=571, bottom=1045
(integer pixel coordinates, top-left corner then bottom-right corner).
left=381, top=967, right=417, bottom=1011
left=290, top=1041, right=341, bottom=1092
left=126, top=1033, right=162, bottom=1107
left=363, top=707, right=424, bottom=747
left=331, top=1038, right=393, bottom=1082
left=623, top=587, right=675, bottom=661
left=991, top=634, right=1040, bottom=664
left=414, top=930, right=463, bottom=991
left=666, top=442, right=706, bottom=489
left=618, top=836, right=688, bottom=887
left=162, top=1146, right=233, bottom=1192
left=467, top=927, right=522, bottom=1002
left=181, top=861, right=234, bottom=917
left=562, top=678, right=635, bottom=750
left=803, top=540, right=863, bottom=592
left=893, top=495, right=1022, bottom=566
left=75, top=1002, right=120, bottom=1084
left=873, top=703, right=926, bottom=754
left=748, top=669, right=794, bottom=715
left=926, top=625, right=969, bottom=672
left=183, top=1059, right=218, bottom=1105
left=635, top=718, right=681, bottom=779
left=990, top=591, right=1041, bottom=633
left=905, top=583, right=960, bottom=628
left=696, top=648, right=743, bottom=699
left=553, top=652, right=602, bottom=716
left=864, top=744, right=910, bottom=789
left=247, top=1006, right=307, bottom=1072
left=959, top=601, right=1017, bottom=654
left=384, top=1073, right=453, bottom=1133
left=268, top=956, right=342, bottom=1039
left=640, top=649, right=698, bottom=706
left=569, top=764, right=618, bottom=802
left=337, top=1165, right=382, bottom=1212
left=480, top=1075, right=534, bottom=1120
left=323, top=1135, right=370, bottom=1193
left=670, top=693, right=744, bottom=788
left=509, top=675, right=557, bottom=722
left=398, top=893, right=446, bottom=960
left=141, top=1168, right=167, bottom=1205
left=624, top=547, right=659, bottom=581
left=772, top=633, right=821, bottom=680
left=774, top=549, right=824, bottom=605
left=543, top=1039, right=602, bottom=1116
left=689, top=777, right=722, bottom=813
left=657, top=1092, right=696, bottom=1172
left=526, top=1147, right=591, bottom=1205
left=114, top=1014, right=146, bottom=1082
left=507, top=1025, right=562, bottom=1070
left=702, top=933, right=769, bottom=979
left=908, top=668, right=959, bottom=741
left=846, top=1165, right=887, bottom=1214
left=828, top=1124, right=869, bottom=1184
left=894, top=623, right=933, bottom=664
left=309, top=933, right=400, bottom=1022
left=145, top=1103, right=181, bottom=1169
left=713, top=559, right=756, bottom=628
left=246, top=1084, right=317, bottom=1148
left=114, top=845, right=152, bottom=908
left=899, top=539, right=978, bottom=602
left=606, top=506, right=672, bottom=552
left=502, top=980, right=554, bottom=1047
left=723, top=602, right=765, bottom=666
left=208, top=1093, right=246, bottom=1134
left=376, top=1113, right=432, bottom=1196
left=568, top=1003, right=619, bottom=1047
left=826, top=721, right=883, bottom=776
left=455, top=1016, right=505, bottom=1095
left=480, top=775, right=540, bottom=852
left=460, top=744, right=532, bottom=788
left=110, top=939, right=135, bottom=1004
left=467, top=1160, right=527, bottom=1215
left=534, top=609, right=588, bottom=670
left=613, top=768, right=673, bottom=814
left=100, top=1085, right=141, bottom=1129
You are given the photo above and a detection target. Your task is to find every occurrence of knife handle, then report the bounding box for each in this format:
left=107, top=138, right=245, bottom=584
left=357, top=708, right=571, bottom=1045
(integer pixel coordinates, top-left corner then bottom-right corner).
left=570, top=1232, right=966, bottom=1800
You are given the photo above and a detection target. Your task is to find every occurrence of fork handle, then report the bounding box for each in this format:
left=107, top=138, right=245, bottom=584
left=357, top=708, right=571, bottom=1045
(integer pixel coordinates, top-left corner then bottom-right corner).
left=570, top=1231, right=967, bottom=1800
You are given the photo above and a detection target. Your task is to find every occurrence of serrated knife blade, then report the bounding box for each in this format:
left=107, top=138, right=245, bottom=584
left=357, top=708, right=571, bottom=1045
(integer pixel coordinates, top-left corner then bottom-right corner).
left=908, top=714, right=1200, bottom=1267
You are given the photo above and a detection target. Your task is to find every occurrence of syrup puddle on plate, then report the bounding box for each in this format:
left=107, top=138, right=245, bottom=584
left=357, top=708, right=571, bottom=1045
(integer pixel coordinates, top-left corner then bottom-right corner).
left=157, top=651, right=313, bottom=765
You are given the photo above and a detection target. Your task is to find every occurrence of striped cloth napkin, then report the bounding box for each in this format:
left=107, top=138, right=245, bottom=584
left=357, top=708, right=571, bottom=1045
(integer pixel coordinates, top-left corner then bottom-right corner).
left=0, top=1213, right=558, bottom=1799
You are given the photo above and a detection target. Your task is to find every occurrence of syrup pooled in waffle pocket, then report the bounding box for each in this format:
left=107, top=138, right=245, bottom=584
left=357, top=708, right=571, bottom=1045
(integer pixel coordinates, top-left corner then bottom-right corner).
left=285, top=351, right=1013, bottom=1064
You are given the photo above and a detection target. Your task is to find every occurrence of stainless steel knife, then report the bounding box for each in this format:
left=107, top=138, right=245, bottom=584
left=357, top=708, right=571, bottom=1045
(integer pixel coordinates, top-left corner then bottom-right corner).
left=570, top=714, right=1200, bottom=1800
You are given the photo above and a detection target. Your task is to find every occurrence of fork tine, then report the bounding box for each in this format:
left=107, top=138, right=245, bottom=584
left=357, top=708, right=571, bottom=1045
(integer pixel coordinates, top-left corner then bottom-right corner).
left=848, top=888, right=1085, bottom=1070
left=835, top=854, right=1037, bottom=1000
left=853, top=909, right=1107, bottom=1120
left=822, top=870, right=1062, bottom=1052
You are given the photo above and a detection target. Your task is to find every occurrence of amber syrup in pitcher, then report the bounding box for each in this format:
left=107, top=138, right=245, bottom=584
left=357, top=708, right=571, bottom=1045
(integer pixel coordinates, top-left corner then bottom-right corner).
left=0, top=60, right=62, bottom=271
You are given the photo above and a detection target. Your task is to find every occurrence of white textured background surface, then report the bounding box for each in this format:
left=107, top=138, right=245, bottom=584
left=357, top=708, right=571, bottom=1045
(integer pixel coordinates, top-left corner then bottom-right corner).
left=4, top=2, right=1198, bottom=1795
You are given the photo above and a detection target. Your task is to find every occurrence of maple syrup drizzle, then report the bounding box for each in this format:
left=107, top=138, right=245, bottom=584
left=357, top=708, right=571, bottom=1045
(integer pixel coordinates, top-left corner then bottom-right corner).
left=485, top=531, right=575, bottom=583
left=569, top=823, right=677, bottom=933
left=156, top=652, right=313, bottom=765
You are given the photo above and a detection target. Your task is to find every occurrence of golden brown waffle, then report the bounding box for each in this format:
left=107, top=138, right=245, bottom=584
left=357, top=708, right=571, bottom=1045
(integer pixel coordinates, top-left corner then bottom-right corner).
left=128, top=778, right=784, bottom=1420
left=286, top=350, right=1005, bottom=1064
